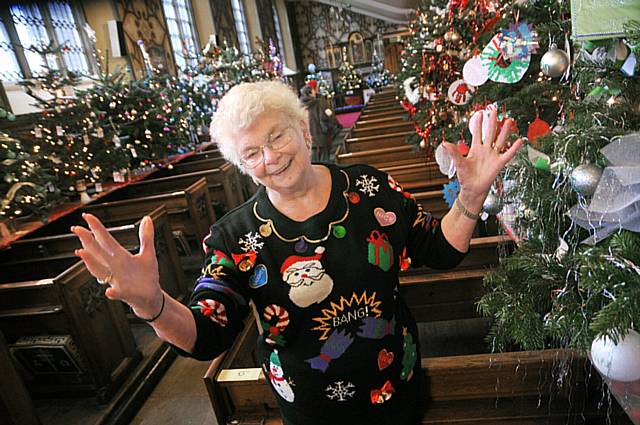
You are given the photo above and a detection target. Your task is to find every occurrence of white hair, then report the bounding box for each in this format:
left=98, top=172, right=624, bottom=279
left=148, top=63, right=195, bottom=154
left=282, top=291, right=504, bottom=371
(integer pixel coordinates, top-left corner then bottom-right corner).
left=210, top=80, right=309, bottom=169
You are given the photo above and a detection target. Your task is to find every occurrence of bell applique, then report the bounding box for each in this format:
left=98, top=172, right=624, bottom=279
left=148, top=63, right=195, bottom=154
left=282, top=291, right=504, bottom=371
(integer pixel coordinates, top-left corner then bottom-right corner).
left=232, top=251, right=257, bottom=272
left=370, top=380, right=395, bottom=404
left=367, top=230, right=394, bottom=271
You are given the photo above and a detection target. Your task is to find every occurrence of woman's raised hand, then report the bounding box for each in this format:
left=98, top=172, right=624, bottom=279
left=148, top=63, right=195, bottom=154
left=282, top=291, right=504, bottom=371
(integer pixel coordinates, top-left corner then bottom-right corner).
left=442, top=108, right=522, bottom=206
left=72, top=214, right=163, bottom=320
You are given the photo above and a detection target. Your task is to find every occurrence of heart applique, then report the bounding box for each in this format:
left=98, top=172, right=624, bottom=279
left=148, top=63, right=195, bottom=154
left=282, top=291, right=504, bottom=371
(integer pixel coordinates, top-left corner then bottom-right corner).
left=377, top=349, right=394, bottom=370
left=374, top=207, right=396, bottom=227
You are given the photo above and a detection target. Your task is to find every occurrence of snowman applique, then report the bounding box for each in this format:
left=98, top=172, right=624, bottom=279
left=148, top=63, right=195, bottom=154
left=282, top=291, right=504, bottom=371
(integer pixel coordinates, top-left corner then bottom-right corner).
left=281, top=246, right=334, bottom=308
left=269, top=349, right=295, bottom=402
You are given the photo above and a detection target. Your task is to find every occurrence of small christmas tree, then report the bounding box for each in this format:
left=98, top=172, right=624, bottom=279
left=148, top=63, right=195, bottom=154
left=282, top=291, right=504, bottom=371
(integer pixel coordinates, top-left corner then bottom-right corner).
left=336, top=47, right=362, bottom=95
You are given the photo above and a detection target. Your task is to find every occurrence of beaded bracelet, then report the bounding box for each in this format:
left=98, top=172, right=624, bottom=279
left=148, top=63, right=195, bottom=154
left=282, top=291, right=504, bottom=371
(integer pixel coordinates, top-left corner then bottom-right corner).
left=455, top=197, right=480, bottom=221
left=143, top=292, right=166, bottom=323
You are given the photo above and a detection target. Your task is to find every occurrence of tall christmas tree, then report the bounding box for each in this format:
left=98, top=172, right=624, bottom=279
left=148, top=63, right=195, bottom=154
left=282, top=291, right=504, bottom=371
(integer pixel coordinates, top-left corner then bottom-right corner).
left=428, top=0, right=640, bottom=384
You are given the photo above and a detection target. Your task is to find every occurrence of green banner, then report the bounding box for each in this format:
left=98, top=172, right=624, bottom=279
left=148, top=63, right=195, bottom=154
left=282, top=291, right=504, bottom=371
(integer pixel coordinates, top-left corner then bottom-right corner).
left=571, top=0, right=640, bottom=40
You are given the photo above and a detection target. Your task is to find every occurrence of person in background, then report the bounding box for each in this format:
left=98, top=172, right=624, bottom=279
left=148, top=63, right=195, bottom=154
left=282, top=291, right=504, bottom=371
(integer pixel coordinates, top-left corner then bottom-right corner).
left=71, top=81, right=521, bottom=425
left=299, top=80, right=341, bottom=162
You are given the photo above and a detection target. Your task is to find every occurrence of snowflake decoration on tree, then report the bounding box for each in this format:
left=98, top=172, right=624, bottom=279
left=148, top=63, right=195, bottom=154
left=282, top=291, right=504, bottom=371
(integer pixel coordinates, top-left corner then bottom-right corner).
left=356, top=174, right=380, bottom=197
left=442, top=179, right=460, bottom=208
left=238, top=231, right=264, bottom=252
left=326, top=381, right=355, bottom=401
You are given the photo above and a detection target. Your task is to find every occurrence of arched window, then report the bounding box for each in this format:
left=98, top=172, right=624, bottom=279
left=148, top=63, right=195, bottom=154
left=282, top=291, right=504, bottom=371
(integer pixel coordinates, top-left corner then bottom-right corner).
left=348, top=32, right=365, bottom=64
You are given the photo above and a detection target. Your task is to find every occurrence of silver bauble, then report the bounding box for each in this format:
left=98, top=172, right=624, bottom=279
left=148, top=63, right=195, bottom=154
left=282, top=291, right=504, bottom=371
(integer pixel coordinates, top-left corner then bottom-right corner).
left=570, top=163, right=603, bottom=196
left=482, top=192, right=503, bottom=215
left=540, top=44, right=570, bottom=78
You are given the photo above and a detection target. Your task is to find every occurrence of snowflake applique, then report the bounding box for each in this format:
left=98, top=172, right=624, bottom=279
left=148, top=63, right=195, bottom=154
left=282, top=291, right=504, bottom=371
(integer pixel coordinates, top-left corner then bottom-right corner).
left=238, top=232, right=264, bottom=252
left=442, top=179, right=460, bottom=208
left=356, top=174, right=380, bottom=197
left=326, top=381, right=355, bottom=401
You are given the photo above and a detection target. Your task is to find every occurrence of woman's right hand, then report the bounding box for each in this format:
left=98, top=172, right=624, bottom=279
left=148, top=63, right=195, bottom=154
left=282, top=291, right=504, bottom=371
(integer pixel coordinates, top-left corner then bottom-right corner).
left=72, top=213, right=163, bottom=320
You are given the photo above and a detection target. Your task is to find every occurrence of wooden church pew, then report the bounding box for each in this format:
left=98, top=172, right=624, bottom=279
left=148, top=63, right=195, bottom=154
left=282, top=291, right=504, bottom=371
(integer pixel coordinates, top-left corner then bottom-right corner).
left=344, top=131, right=412, bottom=152
left=114, top=162, right=243, bottom=217
left=0, top=257, right=139, bottom=402
left=337, top=144, right=427, bottom=168
left=82, top=178, right=215, bottom=245
left=0, top=206, right=187, bottom=301
left=350, top=122, right=413, bottom=138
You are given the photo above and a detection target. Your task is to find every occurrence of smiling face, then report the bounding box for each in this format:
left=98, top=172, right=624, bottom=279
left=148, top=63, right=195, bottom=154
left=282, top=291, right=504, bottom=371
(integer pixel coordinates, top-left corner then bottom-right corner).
left=235, top=111, right=312, bottom=194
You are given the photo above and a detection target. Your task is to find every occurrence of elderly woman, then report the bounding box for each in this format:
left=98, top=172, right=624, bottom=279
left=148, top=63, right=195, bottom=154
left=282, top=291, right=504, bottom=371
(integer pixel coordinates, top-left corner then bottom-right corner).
left=72, top=81, right=521, bottom=425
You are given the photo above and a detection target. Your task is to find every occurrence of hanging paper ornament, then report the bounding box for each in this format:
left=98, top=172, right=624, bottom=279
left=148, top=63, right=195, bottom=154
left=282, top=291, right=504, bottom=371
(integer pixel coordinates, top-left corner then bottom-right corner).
left=403, top=77, right=421, bottom=105
left=463, top=56, right=489, bottom=86
left=447, top=79, right=475, bottom=105
left=482, top=192, right=502, bottom=215
left=527, top=115, right=551, bottom=145
left=481, top=33, right=530, bottom=84
left=442, top=179, right=460, bottom=208
left=435, top=143, right=456, bottom=178
left=502, top=22, right=539, bottom=61
left=540, top=44, right=570, bottom=78
left=591, top=330, right=640, bottom=382
left=570, top=163, right=603, bottom=196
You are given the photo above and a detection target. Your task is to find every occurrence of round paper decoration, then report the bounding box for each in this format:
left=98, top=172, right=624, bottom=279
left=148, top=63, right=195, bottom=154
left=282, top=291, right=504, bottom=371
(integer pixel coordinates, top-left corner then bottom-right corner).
left=463, top=56, right=489, bottom=86
left=448, top=79, right=475, bottom=105
left=481, top=33, right=530, bottom=84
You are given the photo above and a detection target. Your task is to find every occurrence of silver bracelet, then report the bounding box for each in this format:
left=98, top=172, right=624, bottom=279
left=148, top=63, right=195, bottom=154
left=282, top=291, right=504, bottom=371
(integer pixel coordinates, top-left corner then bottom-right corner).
left=455, top=197, right=480, bottom=221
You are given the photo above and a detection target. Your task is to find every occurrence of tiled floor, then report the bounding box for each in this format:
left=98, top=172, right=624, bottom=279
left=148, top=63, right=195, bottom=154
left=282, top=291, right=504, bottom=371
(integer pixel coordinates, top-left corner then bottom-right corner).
left=129, top=355, right=217, bottom=425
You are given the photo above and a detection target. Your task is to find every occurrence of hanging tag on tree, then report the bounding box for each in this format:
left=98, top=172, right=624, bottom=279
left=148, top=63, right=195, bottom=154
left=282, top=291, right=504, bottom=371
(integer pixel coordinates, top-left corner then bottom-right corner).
left=113, top=134, right=121, bottom=147
left=96, top=127, right=104, bottom=138
left=56, top=126, right=64, bottom=136
left=463, top=55, right=489, bottom=86
left=527, top=113, right=551, bottom=145
left=447, top=79, right=475, bottom=105
left=481, top=33, right=530, bottom=83
left=130, top=147, right=138, bottom=158
left=34, top=127, right=42, bottom=138
left=83, top=134, right=90, bottom=145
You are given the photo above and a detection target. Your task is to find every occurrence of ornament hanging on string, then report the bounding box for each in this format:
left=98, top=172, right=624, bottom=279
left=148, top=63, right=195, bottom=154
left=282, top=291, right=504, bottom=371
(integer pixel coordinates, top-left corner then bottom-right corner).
left=481, top=33, right=530, bottom=83
left=590, top=330, right=640, bottom=382
left=540, top=43, right=570, bottom=78
left=527, top=110, right=551, bottom=145
left=570, top=163, right=603, bottom=196
left=482, top=192, right=502, bottom=215
left=403, top=77, right=421, bottom=105
left=463, top=55, right=489, bottom=86
left=447, top=79, right=475, bottom=105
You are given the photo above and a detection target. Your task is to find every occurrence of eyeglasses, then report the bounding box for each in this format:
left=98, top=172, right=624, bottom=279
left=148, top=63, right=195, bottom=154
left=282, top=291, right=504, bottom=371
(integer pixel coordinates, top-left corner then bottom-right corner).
left=239, top=126, right=294, bottom=169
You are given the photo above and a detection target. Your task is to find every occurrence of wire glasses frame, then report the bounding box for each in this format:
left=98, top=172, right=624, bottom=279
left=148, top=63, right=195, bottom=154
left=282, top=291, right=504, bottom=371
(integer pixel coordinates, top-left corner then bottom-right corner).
left=239, top=125, right=295, bottom=169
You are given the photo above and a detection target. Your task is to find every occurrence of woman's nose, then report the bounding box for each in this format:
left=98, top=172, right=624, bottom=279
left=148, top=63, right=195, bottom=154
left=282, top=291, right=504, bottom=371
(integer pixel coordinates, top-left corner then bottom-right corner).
left=262, top=145, right=280, bottom=164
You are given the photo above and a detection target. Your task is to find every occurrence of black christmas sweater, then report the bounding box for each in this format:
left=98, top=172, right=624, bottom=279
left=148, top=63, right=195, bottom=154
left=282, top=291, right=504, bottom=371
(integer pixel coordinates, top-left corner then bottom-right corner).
left=181, top=163, right=467, bottom=425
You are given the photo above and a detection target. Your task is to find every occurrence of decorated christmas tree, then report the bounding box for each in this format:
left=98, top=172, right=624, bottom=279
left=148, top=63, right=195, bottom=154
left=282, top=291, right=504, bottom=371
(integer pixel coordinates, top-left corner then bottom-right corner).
left=305, top=63, right=334, bottom=98
left=335, top=47, right=362, bottom=95
left=425, top=0, right=640, bottom=398
left=366, top=51, right=392, bottom=91
left=0, top=120, right=60, bottom=221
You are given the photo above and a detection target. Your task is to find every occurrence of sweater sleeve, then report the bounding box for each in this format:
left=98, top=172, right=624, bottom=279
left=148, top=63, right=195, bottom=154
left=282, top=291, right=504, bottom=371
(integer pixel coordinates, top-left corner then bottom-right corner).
left=385, top=171, right=467, bottom=270
left=174, top=223, right=251, bottom=361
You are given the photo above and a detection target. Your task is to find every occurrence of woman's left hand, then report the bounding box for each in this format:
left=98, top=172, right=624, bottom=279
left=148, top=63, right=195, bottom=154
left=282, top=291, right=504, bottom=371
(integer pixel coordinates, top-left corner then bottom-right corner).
left=441, top=108, right=522, bottom=210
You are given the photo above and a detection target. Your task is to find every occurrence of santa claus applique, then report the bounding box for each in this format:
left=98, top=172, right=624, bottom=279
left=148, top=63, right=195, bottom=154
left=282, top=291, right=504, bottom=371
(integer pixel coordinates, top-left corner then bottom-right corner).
left=281, top=246, right=334, bottom=308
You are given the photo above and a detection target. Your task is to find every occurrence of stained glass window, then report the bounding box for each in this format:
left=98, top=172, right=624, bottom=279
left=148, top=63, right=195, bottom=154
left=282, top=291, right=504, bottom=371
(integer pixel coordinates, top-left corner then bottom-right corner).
left=271, top=2, right=285, bottom=66
left=10, top=3, right=55, bottom=76
left=47, top=0, right=90, bottom=74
